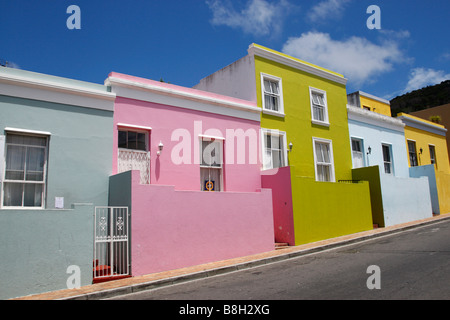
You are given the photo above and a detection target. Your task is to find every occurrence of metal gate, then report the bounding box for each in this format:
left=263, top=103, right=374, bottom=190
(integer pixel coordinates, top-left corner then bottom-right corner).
left=94, top=207, right=130, bottom=280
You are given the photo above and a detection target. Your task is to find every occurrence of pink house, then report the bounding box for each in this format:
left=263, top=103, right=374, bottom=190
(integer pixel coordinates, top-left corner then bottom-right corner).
left=105, top=72, right=274, bottom=277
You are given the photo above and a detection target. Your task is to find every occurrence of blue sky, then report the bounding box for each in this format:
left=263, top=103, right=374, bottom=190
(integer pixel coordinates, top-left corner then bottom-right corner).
left=1, top=0, right=449, bottom=100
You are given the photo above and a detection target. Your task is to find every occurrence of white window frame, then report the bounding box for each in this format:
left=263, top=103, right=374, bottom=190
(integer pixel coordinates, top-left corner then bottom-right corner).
left=382, top=143, right=393, bottom=175
left=261, top=128, right=288, bottom=170
left=118, top=127, right=149, bottom=152
left=261, top=73, right=284, bottom=117
left=429, top=144, right=437, bottom=167
left=309, top=87, right=329, bottom=126
left=312, top=137, right=335, bottom=182
left=351, top=137, right=365, bottom=168
left=1, top=131, right=50, bottom=209
left=200, top=136, right=224, bottom=192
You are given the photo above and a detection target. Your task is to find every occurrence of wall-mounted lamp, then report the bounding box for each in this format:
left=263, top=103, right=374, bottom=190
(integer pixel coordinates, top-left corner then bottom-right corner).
left=367, top=146, right=372, bottom=155
left=420, top=148, right=423, bottom=154
left=289, top=142, right=293, bottom=152
left=157, top=141, right=164, bottom=156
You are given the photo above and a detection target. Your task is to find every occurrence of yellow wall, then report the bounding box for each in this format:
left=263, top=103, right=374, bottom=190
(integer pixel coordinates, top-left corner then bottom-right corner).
left=254, top=52, right=353, bottom=181
left=253, top=45, right=373, bottom=245
left=400, top=113, right=450, bottom=173
left=436, top=171, right=450, bottom=214
left=359, top=95, right=392, bottom=116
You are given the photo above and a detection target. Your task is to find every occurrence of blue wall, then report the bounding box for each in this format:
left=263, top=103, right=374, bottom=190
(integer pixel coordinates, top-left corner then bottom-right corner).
left=0, top=69, right=114, bottom=299
left=348, top=115, right=410, bottom=178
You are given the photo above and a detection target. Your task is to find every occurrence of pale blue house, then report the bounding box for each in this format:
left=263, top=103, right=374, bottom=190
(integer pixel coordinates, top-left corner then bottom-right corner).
left=0, top=67, right=115, bottom=299
left=347, top=105, right=433, bottom=227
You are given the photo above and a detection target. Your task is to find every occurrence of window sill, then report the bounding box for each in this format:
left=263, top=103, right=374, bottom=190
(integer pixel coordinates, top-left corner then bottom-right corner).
left=311, top=120, right=330, bottom=127
left=263, top=109, right=285, bottom=118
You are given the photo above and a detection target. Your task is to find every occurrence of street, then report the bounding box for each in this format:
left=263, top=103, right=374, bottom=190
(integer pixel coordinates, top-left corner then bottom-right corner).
left=109, top=219, right=450, bottom=300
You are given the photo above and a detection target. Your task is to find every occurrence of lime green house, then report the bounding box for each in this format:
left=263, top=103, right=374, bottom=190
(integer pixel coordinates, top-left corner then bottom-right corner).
left=195, top=44, right=373, bottom=245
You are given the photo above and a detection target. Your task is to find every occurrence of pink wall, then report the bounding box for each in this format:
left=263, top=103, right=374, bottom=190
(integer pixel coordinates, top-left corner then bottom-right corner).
left=113, top=96, right=262, bottom=192
left=261, top=167, right=295, bottom=245
left=128, top=171, right=275, bottom=276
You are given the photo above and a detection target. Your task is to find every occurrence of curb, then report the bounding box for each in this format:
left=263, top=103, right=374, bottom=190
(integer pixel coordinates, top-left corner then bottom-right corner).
left=60, top=214, right=450, bottom=300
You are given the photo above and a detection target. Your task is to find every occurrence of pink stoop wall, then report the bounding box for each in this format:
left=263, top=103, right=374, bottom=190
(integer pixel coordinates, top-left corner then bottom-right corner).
left=128, top=171, right=275, bottom=276
left=261, top=166, right=295, bottom=246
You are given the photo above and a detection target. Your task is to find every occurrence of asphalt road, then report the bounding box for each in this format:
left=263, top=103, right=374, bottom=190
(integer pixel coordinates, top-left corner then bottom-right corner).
left=109, top=219, right=450, bottom=301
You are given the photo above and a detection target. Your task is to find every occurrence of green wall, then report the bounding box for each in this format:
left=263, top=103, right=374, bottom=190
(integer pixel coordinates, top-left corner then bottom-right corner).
left=352, top=166, right=385, bottom=227
left=290, top=166, right=373, bottom=245
left=0, top=94, right=113, bottom=299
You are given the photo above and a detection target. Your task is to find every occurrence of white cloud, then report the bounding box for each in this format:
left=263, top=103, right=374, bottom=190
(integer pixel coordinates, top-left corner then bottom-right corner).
left=282, top=31, right=406, bottom=85
left=206, top=0, right=292, bottom=37
left=308, top=0, right=351, bottom=23
left=402, top=68, right=450, bottom=94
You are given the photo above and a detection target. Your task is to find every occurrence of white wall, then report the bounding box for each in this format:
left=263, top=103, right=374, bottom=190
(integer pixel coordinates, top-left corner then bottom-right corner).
left=194, top=55, right=257, bottom=103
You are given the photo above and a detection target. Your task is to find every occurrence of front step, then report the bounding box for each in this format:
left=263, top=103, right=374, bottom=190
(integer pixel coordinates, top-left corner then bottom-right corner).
left=93, top=274, right=131, bottom=284
left=275, top=242, right=290, bottom=250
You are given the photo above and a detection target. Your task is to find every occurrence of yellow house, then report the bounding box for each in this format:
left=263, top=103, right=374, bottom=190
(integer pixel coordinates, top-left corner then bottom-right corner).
left=195, top=44, right=374, bottom=245
left=397, top=113, right=450, bottom=214
left=347, top=91, right=392, bottom=116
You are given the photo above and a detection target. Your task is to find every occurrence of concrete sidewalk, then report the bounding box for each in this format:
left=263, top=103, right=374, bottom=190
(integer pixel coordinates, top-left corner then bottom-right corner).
left=12, top=214, right=450, bottom=300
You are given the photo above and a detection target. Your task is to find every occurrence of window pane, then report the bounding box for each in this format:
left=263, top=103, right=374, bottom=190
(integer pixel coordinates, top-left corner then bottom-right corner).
left=312, top=93, right=319, bottom=105
left=353, top=151, right=364, bottom=168
left=317, top=165, right=331, bottom=182
left=26, top=147, right=45, bottom=181
left=264, top=150, right=272, bottom=169
left=382, top=145, right=390, bottom=162
left=272, top=150, right=281, bottom=168
left=271, top=135, right=280, bottom=150
left=118, top=131, right=127, bottom=148
left=264, top=133, right=271, bottom=149
left=384, top=163, right=391, bottom=174
left=264, top=94, right=278, bottom=111
left=3, top=183, right=23, bottom=206
left=352, top=139, right=362, bottom=152
left=202, top=140, right=222, bottom=167
left=271, top=81, right=279, bottom=94
left=201, top=167, right=221, bottom=191
left=137, top=133, right=146, bottom=151
left=315, top=143, right=324, bottom=162
left=312, top=93, right=324, bottom=106
left=23, top=183, right=42, bottom=207
left=263, top=80, right=271, bottom=93
left=6, top=134, right=46, bottom=147
left=5, top=145, right=26, bottom=180
left=271, top=96, right=279, bottom=111
left=322, top=144, right=330, bottom=163
left=429, top=146, right=436, bottom=164
left=127, top=131, right=137, bottom=150
left=315, top=142, right=330, bottom=164
left=313, top=105, right=324, bottom=121
left=408, top=141, right=418, bottom=166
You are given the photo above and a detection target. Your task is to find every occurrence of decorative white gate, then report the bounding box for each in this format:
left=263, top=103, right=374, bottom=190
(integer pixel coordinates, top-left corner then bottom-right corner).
left=94, top=207, right=130, bottom=280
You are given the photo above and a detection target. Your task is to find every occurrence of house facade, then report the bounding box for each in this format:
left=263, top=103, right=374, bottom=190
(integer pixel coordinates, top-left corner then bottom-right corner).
left=105, top=72, right=274, bottom=277
left=347, top=91, right=392, bottom=116
left=347, top=104, right=433, bottom=227
left=410, top=103, right=450, bottom=163
left=195, top=44, right=373, bottom=246
left=0, top=67, right=115, bottom=299
left=397, top=113, right=450, bottom=214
